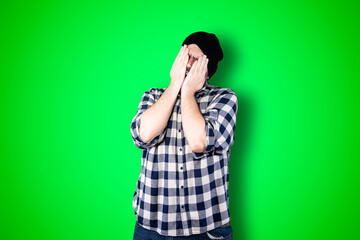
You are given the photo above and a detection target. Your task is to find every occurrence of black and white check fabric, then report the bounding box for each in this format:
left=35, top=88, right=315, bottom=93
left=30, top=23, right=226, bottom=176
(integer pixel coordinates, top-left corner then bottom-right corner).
left=130, top=80, right=238, bottom=236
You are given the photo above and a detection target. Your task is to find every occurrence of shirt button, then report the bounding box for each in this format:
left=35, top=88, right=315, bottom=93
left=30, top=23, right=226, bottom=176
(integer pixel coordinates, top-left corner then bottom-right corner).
left=179, top=148, right=182, bottom=151
left=181, top=205, right=184, bottom=209
left=181, top=185, right=184, bottom=189
left=180, top=166, right=183, bottom=170
left=178, top=129, right=181, bottom=132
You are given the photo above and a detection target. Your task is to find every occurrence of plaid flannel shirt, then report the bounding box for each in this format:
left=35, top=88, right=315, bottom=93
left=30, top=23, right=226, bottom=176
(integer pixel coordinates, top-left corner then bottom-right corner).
left=130, top=80, right=238, bottom=236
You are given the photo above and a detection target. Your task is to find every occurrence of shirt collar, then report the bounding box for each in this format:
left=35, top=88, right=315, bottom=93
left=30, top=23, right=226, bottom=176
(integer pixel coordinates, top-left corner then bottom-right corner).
left=195, top=80, right=211, bottom=96
left=199, top=80, right=210, bottom=91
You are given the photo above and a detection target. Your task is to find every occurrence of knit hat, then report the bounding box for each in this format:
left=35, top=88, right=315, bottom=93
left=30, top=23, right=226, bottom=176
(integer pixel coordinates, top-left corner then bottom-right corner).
left=182, top=31, right=223, bottom=79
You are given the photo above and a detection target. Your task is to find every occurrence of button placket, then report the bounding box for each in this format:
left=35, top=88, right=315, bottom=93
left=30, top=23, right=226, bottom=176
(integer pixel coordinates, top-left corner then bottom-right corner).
left=176, top=101, right=188, bottom=229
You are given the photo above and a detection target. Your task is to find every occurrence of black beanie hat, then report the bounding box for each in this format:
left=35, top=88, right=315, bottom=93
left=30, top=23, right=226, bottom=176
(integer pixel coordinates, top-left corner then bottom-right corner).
left=182, top=31, right=223, bottom=80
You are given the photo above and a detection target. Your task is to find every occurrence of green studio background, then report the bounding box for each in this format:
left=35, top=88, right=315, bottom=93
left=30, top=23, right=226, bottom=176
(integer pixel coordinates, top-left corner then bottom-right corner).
left=1, top=0, right=359, bottom=239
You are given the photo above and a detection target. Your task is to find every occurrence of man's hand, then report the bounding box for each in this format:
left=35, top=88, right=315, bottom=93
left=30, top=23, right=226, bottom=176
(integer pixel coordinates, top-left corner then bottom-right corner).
left=170, top=45, right=189, bottom=89
left=138, top=46, right=190, bottom=143
left=181, top=55, right=209, bottom=95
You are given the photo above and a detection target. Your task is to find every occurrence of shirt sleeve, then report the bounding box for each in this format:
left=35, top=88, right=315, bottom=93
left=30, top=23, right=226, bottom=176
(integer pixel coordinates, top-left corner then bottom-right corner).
left=193, top=90, right=238, bottom=159
left=130, top=88, right=167, bottom=149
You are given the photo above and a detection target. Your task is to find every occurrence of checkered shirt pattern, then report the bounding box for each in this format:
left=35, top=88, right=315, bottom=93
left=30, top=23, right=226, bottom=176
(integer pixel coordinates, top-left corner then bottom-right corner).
left=130, top=81, right=238, bottom=236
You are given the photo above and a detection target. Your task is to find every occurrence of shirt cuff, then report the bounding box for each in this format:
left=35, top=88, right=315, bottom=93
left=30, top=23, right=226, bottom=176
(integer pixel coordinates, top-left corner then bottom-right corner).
left=192, top=109, right=218, bottom=159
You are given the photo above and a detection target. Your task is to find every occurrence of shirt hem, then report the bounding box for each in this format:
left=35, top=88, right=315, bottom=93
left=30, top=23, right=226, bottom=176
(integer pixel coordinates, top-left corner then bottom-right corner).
left=135, top=218, right=231, bottom=237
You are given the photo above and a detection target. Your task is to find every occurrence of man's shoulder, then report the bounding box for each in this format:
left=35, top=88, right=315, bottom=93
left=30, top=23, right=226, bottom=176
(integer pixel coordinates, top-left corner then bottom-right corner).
left=149, top=85, right=168, bottom=92
left=208, top=85, right=237, bottom=98
left=143, top=87, right=163, bottom=93
left=142, top=87, right=166, bottom=98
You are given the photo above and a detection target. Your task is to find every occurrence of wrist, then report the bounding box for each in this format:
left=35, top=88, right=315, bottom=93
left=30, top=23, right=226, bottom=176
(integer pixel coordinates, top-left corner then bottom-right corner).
left=168, top=82, right=181, bottom=95
left=181, top=88, right=195, bottom=97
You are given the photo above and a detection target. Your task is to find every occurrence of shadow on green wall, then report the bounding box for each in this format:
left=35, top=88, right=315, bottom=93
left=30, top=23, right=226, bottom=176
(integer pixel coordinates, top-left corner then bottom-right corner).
left=211, top=33, right=254, bottom=240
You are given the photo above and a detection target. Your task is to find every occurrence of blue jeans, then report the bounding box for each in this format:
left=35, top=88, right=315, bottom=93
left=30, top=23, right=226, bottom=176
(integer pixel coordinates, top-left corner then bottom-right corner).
left=133, top=221, right=233, bottom=240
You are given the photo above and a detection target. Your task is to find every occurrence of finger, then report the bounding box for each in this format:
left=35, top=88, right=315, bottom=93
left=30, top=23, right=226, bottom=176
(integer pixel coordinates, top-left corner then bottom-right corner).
left=199, top=56, right=208, bottom=73
left=174, top=47, right=183, bottom=63
left=188, top=61, right=197, bottom=74
left=182, top=47, right=189, bottom=61
left=198, top=56, right=204, bottom=66
left=201, top=56, right=208, bottom=70
left=192, top=60, right=199, bottom=71
left=196, top=58, right=203, bottom=73
left=181, top=55, right=189, bottom=70
left=179, top=46, right=186, bottom=57
left=179, top=51, right=188, bottom=66
left=184, top=52, right=189, bottom=63
left=203, top=58, right=209, bottom=76
left=194, top=58, right=201, bottom=75
left=177, top=51, right=187, bottom=64
left=177, top=46, right=186, bottom=59
left=189, top=62, right=196, bottom=75
left=181, top=45, right=188, bottom=53
left=204, top=58, right=209, bottom=73
left=180, top=46, right=188, bottom=61
left=196, top=60, right=202, bottom=74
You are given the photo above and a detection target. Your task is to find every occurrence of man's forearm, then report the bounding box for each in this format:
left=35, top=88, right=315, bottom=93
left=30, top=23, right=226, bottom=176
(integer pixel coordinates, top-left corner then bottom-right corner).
left=139, top=83, right=180, bottom=142
left=181, top=91, right=206, bottom=153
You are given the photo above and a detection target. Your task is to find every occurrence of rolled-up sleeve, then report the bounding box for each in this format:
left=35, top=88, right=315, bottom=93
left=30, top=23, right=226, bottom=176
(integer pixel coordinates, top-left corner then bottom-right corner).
left=193, top=90, right=238, bottom=159
left=130, top=88, right=167, bottom=149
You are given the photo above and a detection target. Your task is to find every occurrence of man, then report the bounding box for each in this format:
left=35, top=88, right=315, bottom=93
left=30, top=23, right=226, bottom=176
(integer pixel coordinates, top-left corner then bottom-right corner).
left=130, top=31, right=238, bottom=239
